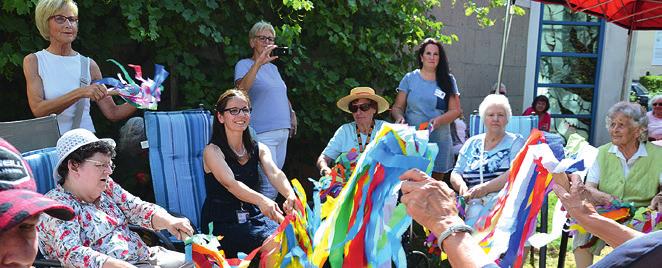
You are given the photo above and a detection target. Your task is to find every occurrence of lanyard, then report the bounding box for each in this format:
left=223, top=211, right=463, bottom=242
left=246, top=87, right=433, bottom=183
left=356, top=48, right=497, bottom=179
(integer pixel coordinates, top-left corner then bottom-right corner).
left=356, top=121, right=374, bottom=153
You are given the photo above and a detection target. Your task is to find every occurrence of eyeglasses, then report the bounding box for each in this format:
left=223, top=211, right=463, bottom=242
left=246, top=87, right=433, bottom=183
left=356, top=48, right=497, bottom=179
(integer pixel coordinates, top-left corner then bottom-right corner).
left=349, top=103, right=373, bottom=113
left=84, top=159, right=115, bottom=172
left=49, top=15, right=79, bottom=25
left=254, top=35, right=275, bottom=43
left=223, top=107, right=252, bottom=115
left=653, top=103, right=662, bottom=107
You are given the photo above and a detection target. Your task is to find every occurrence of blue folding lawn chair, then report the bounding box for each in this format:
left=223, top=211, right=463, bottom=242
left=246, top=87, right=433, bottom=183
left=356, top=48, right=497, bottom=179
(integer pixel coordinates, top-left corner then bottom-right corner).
left=22, top=147, right=59, bottom=194
left=144, top=109, right=213, bottom=230
left=469, top=114, right=538, bottom=139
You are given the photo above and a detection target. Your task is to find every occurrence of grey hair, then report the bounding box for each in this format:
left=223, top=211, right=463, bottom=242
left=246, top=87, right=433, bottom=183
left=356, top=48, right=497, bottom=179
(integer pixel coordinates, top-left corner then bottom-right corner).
left=605, top=101, right=648, bottom=142
left=248, top=20, right=275, bottom=39
left=491, top=82, right=506, bottom=93
left=118, top=117, right=146, bottom=155
left=650, top=94, right=662, bottom=108
left=479, top=94, right=512, bottom=124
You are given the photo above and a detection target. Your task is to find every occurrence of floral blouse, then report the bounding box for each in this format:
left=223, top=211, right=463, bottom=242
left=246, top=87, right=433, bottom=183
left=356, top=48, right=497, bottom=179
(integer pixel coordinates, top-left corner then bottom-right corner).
left=37, top=178, right=165, bottom=268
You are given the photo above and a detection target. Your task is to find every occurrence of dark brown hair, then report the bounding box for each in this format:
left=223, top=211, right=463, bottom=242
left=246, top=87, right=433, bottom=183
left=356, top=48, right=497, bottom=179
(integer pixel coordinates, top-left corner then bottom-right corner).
left=209, top=89, right=256, bottom=161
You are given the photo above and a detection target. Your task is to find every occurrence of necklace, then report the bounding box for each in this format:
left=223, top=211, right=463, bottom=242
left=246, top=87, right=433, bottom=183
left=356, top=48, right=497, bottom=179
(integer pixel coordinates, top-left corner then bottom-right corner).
left=356, top=121, right=375, bottom=153
left=231, top=145, right=247, bottom=158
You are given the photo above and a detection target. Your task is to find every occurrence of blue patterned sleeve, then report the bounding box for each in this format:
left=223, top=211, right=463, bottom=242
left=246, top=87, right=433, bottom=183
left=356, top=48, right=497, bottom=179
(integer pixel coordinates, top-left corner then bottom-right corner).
left=509, top=133, right=526, bottom=162
left=452, top=136, right=476, bottom=175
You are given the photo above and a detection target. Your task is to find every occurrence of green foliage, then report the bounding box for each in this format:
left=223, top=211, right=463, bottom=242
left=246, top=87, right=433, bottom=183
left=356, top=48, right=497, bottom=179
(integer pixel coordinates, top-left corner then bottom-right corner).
left=640, top=75, right=662, bottom=96
left=1, top=0, right=510, bottom=178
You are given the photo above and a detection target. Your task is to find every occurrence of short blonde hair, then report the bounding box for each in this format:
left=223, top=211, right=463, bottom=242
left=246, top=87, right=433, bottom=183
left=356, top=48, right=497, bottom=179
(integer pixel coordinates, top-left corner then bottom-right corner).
left=479, top=94, right=512, bottom=124
left=248, top=20, right=275, bottom=40
left=35, top=0, right=78, bottom=41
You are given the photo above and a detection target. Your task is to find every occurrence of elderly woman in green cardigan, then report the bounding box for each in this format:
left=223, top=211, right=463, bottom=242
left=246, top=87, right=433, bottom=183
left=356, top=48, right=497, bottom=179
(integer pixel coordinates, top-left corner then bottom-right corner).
left=571, top=101, right=662, bottom=268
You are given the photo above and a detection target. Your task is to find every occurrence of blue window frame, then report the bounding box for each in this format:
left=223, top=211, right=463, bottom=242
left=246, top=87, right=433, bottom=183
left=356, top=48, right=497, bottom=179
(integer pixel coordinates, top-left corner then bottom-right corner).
left=533, top=4, right=605, bottom=143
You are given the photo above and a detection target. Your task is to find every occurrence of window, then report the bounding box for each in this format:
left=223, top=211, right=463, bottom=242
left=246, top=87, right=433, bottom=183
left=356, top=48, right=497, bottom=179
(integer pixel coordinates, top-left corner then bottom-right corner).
left=534, top=4, right=604, bottom=142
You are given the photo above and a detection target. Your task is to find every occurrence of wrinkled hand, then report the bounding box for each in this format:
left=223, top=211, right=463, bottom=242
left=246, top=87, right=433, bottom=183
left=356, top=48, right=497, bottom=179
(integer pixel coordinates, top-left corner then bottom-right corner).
left=282, top=194, right=298, bottom=216
left=259, top=198, right=285, bottom=223
left=165, top=216, right=194, bottom=241
left=464, top=183, right=487, bottom=199
left=457, top=183, right=468, bottom=197
left=256, top=45, right=278, bottom=66
left=649, top=192, right=662, bottom=213
left=400, top=169, right=460, bottom=235
left=584, top=185, right=615, bottom=206
left=552, top=174, right=598, bottom=221
left=289, top=111, right=297, bottom=138
left=80, top=83, right=108, bottom=102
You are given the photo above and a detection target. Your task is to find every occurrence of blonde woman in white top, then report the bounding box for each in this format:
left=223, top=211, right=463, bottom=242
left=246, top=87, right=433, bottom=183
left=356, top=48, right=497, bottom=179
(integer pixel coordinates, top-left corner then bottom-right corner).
left=23, top=0, right=135, bottom=134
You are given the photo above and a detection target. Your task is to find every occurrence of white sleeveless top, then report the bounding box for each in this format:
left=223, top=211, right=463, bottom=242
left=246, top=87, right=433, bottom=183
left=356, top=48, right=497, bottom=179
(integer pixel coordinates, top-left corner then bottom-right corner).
left=35, top=49, right=95, bottom=134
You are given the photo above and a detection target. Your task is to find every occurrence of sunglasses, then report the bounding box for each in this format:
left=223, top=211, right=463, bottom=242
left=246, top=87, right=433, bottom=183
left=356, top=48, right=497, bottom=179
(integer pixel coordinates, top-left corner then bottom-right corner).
left=49, top=15, right=78, bottom=25
left=349, top=103, right=373, bottom=113
left=223, top=107, right=251, bottom=115
left=653, top=103, right=662, bottom=107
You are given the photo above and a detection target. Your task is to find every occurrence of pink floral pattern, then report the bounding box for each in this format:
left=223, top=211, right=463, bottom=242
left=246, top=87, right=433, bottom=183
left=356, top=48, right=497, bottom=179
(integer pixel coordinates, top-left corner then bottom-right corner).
left=38, top=178, right=165, bottom=268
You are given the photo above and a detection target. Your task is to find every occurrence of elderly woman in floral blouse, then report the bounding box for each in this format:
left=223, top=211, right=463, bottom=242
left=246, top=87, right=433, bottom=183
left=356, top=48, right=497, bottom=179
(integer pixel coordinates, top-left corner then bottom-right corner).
left=38, top=129, right=194, bottom=268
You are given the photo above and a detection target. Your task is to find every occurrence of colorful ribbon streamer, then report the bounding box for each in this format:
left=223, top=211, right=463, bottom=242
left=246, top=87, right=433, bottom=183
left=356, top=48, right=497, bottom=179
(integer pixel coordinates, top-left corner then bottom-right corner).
left=95, top=59, right=168, bottom=110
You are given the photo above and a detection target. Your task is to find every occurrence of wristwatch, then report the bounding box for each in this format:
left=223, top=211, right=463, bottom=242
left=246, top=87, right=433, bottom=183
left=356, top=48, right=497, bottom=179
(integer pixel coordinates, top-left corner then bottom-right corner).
left=437, top=223, right=474, bottom=252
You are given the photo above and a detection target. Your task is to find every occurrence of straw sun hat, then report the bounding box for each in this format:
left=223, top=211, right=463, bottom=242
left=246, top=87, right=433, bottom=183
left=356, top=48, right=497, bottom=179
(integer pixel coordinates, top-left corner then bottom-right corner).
left=336, top=87, right=389, bottom=114
left=53, top=128, right=116, bottom=181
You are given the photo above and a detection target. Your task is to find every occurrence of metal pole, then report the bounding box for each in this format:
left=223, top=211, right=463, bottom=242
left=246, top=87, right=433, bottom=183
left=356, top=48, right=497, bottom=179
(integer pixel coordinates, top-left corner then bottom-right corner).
left=620, top=30, right=634, bottom=101
left=496, top=0, right=514, bottom=95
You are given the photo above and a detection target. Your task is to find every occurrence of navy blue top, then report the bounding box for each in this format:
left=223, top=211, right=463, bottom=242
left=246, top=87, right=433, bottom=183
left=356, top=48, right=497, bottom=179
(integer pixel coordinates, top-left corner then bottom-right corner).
left=202, top=143, right=261, bottom=223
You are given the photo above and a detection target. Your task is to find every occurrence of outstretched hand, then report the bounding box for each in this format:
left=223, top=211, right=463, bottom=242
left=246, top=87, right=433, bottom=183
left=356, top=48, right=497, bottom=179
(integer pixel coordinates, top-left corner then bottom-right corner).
left=551, top=173, right=598, bottom=220
left=399, top=169, right=461, bottom=236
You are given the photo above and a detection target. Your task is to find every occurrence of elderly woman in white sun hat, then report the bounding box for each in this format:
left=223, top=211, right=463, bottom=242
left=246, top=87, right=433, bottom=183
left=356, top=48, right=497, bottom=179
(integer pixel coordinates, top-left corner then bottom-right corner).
left=37, top=128, right=193, bottom=268
left=316, top=87, right=390, bottom=177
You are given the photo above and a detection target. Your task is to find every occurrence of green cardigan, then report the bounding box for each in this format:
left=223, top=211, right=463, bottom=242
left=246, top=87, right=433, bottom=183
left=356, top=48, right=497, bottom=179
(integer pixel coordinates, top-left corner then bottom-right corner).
left=597, top=142, right=662, bottom=208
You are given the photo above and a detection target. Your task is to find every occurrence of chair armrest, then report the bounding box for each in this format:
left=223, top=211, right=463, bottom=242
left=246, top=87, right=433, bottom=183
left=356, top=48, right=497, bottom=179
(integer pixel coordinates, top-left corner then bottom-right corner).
left=129, top=224, right=176, bottom=251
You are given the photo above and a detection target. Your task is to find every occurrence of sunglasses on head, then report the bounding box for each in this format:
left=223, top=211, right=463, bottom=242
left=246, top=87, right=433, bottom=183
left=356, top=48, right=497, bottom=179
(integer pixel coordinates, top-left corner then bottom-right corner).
left=222, top=107, right=251, bottom=115
left=349, top=103, right=373, bottom=113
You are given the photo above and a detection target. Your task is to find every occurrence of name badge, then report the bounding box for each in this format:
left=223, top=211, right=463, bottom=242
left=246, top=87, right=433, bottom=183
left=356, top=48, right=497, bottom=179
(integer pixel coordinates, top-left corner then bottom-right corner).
left=236, top=210, right=249, bottom=224
left=434, top=88, right=446, bottom=99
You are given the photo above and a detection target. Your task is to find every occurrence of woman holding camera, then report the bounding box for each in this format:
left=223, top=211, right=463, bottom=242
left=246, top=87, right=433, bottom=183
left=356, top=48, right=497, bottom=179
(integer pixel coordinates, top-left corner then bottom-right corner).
left=234, top=21, right=297, bottom=201
left=390, top=38, right=461, bottom=180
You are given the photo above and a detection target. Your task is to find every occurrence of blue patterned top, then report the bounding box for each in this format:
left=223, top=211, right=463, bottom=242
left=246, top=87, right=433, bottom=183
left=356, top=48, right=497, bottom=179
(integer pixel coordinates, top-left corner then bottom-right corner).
left=452, top=132, right=525, bottom=188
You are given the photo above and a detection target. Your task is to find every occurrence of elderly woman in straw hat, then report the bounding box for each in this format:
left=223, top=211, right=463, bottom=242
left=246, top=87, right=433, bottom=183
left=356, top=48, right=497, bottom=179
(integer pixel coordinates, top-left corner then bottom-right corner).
left=316, top=87, right=390, bottom=177
left=37, top=128, right=193, bottom=268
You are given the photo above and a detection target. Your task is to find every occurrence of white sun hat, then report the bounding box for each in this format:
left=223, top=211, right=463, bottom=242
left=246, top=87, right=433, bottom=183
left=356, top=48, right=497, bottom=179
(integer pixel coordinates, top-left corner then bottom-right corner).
left=53, top=128, right=116, bottom=181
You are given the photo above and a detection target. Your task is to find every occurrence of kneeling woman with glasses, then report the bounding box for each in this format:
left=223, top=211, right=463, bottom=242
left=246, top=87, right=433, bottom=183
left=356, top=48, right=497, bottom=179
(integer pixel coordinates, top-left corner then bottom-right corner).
left=316, top=87, right=390, bottom=177
left=201, top=89, right=297, bottom=262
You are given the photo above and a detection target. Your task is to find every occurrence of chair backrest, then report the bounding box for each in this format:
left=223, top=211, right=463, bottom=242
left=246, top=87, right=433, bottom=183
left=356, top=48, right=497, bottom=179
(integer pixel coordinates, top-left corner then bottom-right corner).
left=0, top=115, right=60, bottom=152
left=469, top=114, right=539, bottom=138
left=22, top=147, right=59, bottom=194
left=144, top=109, right=213, bottom=228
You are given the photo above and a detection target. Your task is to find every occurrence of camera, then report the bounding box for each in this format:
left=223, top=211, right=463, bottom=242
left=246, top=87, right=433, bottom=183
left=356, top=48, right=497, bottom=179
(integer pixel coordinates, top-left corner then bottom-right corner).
left=271, top=47, right=290, bottom=57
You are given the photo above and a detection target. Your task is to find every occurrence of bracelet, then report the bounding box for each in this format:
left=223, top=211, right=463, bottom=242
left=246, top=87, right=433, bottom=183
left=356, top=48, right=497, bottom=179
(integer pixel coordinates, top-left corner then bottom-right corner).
left=437, top=222, right=473, bottom=252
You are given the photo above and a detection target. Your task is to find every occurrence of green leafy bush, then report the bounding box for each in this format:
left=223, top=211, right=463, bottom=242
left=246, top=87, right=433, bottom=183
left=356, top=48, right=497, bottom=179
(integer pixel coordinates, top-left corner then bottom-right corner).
left=1, top=0, right=509, bottom=179
left=640, top=75, right=662, bottom=96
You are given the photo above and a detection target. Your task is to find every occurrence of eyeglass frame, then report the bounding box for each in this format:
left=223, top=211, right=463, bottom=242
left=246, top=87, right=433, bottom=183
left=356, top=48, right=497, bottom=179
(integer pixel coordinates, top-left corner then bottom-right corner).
left=254, top=35, right=276, bottom=43
left=348, top=103, right=375, bottom=113
left=222, top=107, right=252, bottom=115
left=653, top=102, right=662, bottom=107
left=84, top=159, right=115, bottom=172
left=49, top=15, right=79, bottom=25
